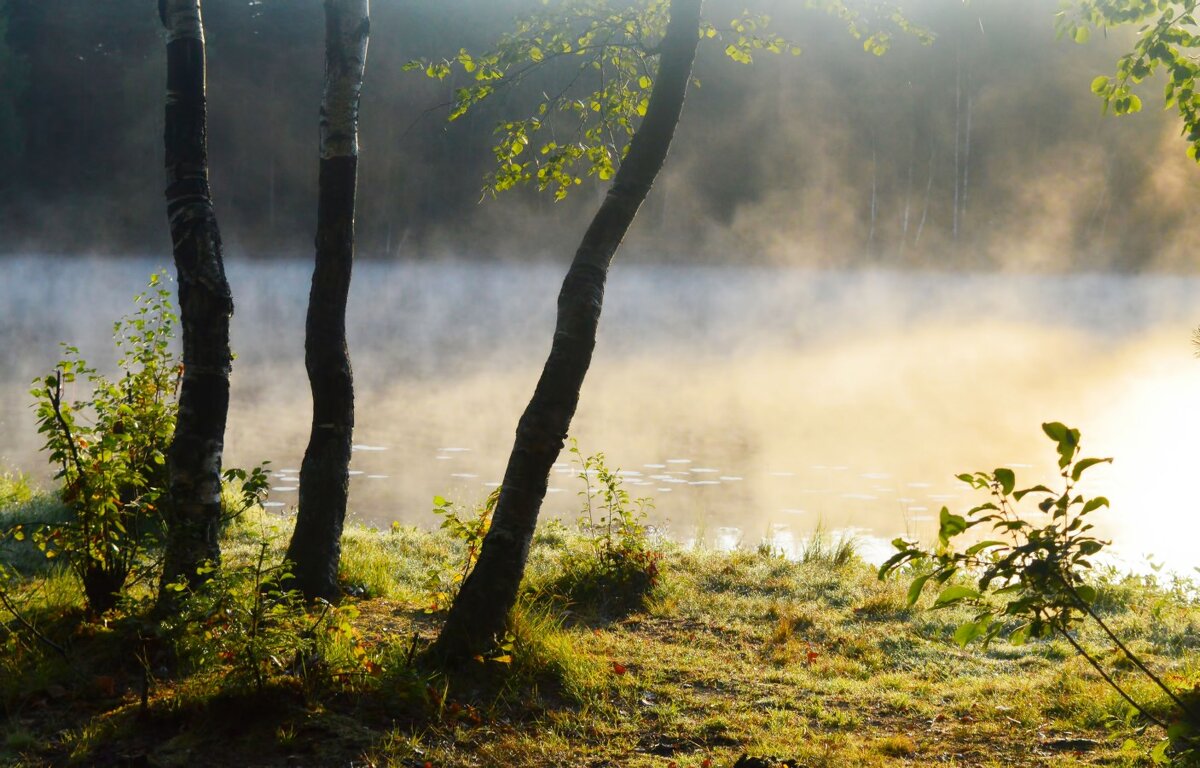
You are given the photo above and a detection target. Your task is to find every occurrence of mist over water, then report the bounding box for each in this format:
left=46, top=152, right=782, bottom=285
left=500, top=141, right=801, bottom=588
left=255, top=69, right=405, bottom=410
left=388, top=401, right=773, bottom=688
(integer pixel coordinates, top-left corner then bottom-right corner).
left=2, top=255, right=1198, bottom=572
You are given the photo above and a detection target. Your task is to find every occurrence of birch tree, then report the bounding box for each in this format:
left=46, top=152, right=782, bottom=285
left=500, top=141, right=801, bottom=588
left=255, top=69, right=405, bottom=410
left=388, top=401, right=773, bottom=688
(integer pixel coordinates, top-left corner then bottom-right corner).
left=285, top=0, right=370, bottom=601
left=403, top=0, right=919, bottom=661
left=156, top=0, right=236, bottom=603
left=431, top=0, right=705, bottom=661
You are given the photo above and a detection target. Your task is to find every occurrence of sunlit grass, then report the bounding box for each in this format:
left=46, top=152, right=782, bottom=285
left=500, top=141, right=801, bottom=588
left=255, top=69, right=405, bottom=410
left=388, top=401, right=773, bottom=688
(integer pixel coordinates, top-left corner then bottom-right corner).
left=1, top=491, right=1196, bottom=767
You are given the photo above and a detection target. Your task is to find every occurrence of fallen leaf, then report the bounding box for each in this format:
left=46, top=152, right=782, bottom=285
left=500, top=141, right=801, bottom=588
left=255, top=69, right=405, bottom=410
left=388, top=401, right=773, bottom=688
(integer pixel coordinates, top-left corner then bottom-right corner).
left=612, top=661, right=627, bottom=676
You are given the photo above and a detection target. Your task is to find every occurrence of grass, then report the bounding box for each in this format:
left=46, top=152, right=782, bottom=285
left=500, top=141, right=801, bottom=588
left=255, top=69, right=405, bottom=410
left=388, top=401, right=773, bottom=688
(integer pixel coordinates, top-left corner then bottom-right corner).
left=0, top=473, right=67, bottom=576
left=2, top=488, right=1199, bottom=767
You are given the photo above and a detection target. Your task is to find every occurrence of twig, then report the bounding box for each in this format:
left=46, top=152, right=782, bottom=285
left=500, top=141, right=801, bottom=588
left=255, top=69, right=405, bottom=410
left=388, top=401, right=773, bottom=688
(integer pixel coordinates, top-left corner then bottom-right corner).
left=1056, top=625, right=1166, bottom=729
left=1058, top=572, right=1200, bottom=722
left=48, top=371, right=89, bottom=497
left=405, top=631, right=420, bottom=667
left=0, top=588, right=69, bottom=658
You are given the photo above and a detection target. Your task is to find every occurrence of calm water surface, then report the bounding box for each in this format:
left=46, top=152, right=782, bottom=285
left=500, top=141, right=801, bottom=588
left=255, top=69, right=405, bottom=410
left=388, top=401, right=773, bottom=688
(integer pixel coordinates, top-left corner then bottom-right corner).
left=2, top=256, right=1198, bottom=571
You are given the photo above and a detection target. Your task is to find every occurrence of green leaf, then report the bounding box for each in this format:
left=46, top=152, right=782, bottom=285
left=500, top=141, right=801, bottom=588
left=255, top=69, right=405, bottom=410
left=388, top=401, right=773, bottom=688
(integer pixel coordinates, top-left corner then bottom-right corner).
left=993, top=468, right=1015, bottom=496
left=965, top=540, right=1005, bottom=556
left=1074, top=584, right=1097, bottom=604
left=1150, top=737, right=1170, bottom=764
left=934, top=584, right=981, bottom=607
left=1081, top=496, right=1109, bottom=515
left=1071, top=457, right=1111, bottom=481
left=1074, top=25, right=1090, bottom=44
left=1041, top=421, right=1067, bottom=441
left=1013, top=484, right=1052, bottom=501
left=638, top=75, right=652, bottom=89
left=878, top=545, right=920, bottom=578
left=1042, top=422, right=1080, bottom=468
left=953, top=619, right=986, bottom=647
left=906, top=572, right=933, bottom=606
left=938, top=507, right=969, bottom=546
left=1167, top=720, right=1197, bottom=741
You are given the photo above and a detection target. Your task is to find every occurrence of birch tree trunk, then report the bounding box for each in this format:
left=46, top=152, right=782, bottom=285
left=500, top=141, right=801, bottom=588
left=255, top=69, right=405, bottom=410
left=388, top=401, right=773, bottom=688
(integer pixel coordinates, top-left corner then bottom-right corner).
left=952, top=40, right=961, bottom=242
left=898, top=127, right=914, bottom=260
left=432, top=0, right=704, bottom=663
left=285, top=0, right=369, bottom=601
left=157, top=0, right=235, bottom=601
left=866, top=144, right=877, bottom=257
left=961, top=90, right=972, bottom=232
left=915, top=138, right=935, bottom=247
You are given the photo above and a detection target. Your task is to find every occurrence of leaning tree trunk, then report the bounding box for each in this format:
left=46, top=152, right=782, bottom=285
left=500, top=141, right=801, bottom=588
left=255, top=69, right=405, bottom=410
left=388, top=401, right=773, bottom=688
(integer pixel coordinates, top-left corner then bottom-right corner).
left=285, top=0, right=369, bottom=602
left=156, top=0, right=235, bottom=604
left=432, top=0, right=703, bottom=663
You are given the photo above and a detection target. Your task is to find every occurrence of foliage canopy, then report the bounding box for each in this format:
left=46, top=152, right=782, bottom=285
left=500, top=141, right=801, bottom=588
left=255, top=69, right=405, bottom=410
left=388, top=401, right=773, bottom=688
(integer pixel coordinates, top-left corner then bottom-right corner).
left=405, top=0, right=928, bottom=199
left=1059, top=0, right=1200, bottom=160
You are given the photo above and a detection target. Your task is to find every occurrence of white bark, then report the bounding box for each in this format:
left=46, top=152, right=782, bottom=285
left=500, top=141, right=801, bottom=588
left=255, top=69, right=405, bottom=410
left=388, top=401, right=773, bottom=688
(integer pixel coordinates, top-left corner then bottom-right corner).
left=320, top=0, right=370, bottom=160
left=915, top=139, right=934, bottom=247
left=899, top=131, right=914, bottom=260
left=962, top=91, right=972, bottom=225
left=162, top=0, right=204, bottom=44
left=952, top=42, right=961, bottom=241
left=867, top=145, right=877, bottom=255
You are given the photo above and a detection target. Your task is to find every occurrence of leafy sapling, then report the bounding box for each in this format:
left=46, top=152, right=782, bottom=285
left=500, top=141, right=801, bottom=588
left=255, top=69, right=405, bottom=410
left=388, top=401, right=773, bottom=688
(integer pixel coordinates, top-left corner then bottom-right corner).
left=26, top=273, right=179, bottom=614
left=880, top=422, right=1200, bottom=746
left=423, top=491, right=497, bottom=613
left=556, top=440, right=660, bottom=613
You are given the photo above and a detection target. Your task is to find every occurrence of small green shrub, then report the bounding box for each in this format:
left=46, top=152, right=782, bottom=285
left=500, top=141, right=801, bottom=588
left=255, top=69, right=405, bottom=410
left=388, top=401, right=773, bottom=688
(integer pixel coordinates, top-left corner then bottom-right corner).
left=11, top=275, right=269, bottom=616
left=24, top=274, right=178, bottom=614
left=545, top=441, right=661, bottom=616
left=422, top=491, right=496, bottom=613
left=881, top=422, right=1200, bottom=758
left=164, top=541, right=377, bottom=693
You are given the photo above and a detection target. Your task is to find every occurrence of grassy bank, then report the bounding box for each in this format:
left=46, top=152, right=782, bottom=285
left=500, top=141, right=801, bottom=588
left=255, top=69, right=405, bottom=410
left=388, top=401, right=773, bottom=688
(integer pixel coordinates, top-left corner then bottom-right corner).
left=1, top=475, right=1198, bottom=767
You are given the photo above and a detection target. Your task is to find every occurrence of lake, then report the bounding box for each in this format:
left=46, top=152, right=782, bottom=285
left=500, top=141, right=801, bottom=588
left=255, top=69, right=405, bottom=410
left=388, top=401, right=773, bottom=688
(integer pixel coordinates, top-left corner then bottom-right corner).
left=3, top=255, right=1198, bottom=572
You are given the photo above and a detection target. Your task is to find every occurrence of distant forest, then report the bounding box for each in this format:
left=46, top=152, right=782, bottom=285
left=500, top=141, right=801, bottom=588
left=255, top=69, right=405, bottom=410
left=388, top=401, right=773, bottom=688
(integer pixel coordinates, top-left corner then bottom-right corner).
left=1, top=0, right=1198, bottom=270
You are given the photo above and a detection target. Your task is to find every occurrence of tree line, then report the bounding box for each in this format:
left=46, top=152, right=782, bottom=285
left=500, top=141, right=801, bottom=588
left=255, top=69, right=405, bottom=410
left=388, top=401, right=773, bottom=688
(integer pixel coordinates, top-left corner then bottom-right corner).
left=1, top=0, right=1198, bottom=269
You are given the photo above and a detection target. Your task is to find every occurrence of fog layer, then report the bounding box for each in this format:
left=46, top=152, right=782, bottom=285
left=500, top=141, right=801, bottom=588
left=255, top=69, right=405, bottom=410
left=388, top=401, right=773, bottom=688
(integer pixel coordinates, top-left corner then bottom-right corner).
left=2, top=257, right=1197, bottom=570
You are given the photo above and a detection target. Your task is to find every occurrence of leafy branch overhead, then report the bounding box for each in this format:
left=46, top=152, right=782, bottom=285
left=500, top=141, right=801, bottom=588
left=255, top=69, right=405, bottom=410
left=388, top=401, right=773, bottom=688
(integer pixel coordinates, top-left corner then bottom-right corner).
left=404, top=0, right=926, bottom=200
left=1058, top=0, right=1200, bottom=160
